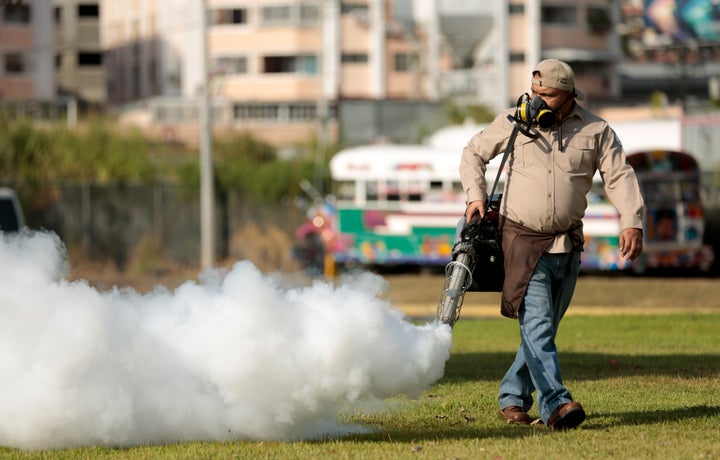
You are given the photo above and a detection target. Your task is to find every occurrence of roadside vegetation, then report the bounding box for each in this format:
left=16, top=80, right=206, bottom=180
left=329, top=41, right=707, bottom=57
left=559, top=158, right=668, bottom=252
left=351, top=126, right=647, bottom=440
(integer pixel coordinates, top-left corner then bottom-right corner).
left=0, top=116, right=332, bottom=204
left=0, top=118, right=154, bottom=185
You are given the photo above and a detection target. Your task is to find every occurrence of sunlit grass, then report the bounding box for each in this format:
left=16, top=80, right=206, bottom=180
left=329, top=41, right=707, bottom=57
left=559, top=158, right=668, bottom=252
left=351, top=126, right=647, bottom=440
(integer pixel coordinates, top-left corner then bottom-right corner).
left=2, top=314, right=718, bottom=459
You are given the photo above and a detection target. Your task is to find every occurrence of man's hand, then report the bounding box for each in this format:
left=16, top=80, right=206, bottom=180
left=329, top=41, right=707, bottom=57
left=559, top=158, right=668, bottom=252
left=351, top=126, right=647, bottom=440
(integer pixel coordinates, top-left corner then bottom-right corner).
left=619, top=227, right=643, bottom=261
left=465, top=200, right=485, bottom=223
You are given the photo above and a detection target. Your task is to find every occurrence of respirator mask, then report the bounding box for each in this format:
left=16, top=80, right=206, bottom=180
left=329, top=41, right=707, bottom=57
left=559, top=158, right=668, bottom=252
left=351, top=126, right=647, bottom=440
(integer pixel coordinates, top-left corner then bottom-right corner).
left=516, top=93, right=555, bottom=129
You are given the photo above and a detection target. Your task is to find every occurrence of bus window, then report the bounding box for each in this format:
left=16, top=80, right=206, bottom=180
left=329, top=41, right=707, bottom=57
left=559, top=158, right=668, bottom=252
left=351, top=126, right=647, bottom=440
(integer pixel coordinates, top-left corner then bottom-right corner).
left=425, top=181, right=445, bottom=202
left=452, top=181, right=463, bottom=195
left=679, top=180, right=699, bottom=202
left=366, top=180, right=378, bottom=201
left=387, top=180, right=400, bottom=201
left=407, top=180, right=423, bottom=202
left=647, top=208, right=678, bottom=242
left=336, top=180, right=355, bottom=201
left=641, top=180, right=678, bottom=203
left=451, top=181, right=465, bottom=203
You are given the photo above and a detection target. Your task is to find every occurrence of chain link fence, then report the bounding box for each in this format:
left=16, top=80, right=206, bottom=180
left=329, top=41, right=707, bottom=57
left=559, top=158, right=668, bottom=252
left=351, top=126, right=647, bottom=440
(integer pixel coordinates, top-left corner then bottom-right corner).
left=16, top=183, right=307, bottom=273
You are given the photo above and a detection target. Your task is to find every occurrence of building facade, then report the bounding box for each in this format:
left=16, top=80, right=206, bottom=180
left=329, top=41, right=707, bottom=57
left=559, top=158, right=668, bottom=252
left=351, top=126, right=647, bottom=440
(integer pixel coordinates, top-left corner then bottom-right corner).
left=503, top=0, right=621, bottom=105
left=0, top=0, right=633, bottom=146
left=0, top=0, right=54, bottom=103
left=54, top=0, right=106, bottom=106
left=101, top=0, right=450, bottom=146
left=98, top=0, right=624, bottom=147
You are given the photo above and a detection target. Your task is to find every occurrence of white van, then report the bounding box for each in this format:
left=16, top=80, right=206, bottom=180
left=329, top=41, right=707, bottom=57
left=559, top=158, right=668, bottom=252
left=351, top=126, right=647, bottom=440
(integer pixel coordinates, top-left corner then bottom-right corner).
left=0, top=188, right=25, bottom=232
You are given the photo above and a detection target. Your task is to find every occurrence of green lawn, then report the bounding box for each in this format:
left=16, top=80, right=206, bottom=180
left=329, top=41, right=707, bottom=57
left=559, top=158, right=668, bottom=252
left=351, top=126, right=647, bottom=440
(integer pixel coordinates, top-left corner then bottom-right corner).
left=2, top=314, right=718, bottom=459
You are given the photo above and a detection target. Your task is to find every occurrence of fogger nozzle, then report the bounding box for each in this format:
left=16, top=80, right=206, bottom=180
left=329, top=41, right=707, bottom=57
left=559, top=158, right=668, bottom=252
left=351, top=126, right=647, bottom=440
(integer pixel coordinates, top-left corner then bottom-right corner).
left=436, top=243, right=475, bottom=327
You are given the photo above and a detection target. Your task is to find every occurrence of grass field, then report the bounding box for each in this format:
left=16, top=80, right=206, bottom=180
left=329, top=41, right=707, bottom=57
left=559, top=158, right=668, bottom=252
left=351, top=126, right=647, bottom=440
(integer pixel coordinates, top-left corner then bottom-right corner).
left=3, top=271, right=719, bottom=459
left=381, top=273, right=720, bottom=311
left=71, top=268, right=720, bottom=311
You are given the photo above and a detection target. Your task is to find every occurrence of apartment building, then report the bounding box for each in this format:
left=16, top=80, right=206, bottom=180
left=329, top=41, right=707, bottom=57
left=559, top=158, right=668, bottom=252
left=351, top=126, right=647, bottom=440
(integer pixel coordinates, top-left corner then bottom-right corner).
left=393, top=0, right=622, bottom=123
left=98, top=0, right=625, bottom=147
left=10, top=0, right=706, bottom=146
left=100, top=0, right=445, bottom=146
left=503, top=0, right=621, bottom=103
left=54, top=0, right=106, bottom=106
left=0, top=1, right=54, bottom=103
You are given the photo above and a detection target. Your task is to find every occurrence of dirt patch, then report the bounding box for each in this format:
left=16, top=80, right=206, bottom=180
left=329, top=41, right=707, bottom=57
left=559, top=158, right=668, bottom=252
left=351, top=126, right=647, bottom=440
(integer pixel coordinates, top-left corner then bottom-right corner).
left=66, top=254, right=720, bottom=313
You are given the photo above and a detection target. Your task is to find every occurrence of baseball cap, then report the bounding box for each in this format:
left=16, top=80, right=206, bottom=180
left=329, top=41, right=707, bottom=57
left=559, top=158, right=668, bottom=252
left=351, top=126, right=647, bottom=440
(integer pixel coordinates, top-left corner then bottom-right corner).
left=531, top=59, right=585, bottom=101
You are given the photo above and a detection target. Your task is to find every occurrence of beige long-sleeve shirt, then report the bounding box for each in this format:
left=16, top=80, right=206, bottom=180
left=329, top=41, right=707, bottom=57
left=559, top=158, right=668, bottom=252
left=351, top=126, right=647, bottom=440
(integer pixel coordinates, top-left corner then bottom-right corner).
left=460, top=104, right=644, bottom=253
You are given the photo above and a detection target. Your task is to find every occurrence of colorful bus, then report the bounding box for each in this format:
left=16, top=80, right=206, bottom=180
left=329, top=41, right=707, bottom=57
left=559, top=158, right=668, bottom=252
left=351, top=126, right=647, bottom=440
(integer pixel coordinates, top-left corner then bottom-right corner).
left=293, top=144, right=713, bottom=274
left=293, top=144, right=486, bottom=271
left=627, top=149, right=714, bottom=272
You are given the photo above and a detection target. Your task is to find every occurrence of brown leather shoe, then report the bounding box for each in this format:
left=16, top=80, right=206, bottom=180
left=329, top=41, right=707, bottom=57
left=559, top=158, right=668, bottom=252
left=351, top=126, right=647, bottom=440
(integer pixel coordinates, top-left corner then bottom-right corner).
left=500, top=406, right=532, bottom=425
left=547, top=402, right=586, bottom=430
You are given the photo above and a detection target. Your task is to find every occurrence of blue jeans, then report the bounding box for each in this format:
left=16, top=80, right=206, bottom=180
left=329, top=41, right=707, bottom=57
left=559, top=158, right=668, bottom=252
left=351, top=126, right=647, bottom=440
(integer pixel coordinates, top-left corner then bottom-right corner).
left=498, top=251, right=582, bottom=423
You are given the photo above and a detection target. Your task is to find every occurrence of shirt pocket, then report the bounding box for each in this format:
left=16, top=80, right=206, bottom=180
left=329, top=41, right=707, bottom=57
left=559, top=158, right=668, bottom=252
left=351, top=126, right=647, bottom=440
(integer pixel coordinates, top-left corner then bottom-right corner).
left=558, top=135, right=595, bottom=172
left=513, top=138, right=538, bottom=168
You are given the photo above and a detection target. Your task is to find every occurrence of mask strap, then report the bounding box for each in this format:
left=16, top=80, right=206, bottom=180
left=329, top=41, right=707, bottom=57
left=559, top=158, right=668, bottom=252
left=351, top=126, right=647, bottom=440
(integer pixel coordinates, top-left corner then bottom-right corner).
left=558, top=116, right=564, bottom=152
left=556, top=94, right=574, bottom=152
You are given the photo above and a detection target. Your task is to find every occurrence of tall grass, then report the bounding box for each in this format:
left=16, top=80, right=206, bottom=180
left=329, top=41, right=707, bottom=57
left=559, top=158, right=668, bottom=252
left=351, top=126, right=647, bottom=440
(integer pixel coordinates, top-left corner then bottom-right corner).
left=2, top=314, right=717, bottom=459
left=0, top=119, right=326, bottom=204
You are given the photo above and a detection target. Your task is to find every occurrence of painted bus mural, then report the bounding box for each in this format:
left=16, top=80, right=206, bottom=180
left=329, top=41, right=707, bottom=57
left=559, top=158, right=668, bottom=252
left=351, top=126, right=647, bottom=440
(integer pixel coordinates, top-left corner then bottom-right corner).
left=293, top=144, right=713, bottom=274
left=627, top=149, right=713, bottom=272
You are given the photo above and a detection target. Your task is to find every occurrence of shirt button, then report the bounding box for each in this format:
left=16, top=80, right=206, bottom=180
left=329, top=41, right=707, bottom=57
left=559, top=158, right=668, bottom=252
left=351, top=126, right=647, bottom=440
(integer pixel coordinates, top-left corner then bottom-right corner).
left=547, top=193, right=552, bottom=198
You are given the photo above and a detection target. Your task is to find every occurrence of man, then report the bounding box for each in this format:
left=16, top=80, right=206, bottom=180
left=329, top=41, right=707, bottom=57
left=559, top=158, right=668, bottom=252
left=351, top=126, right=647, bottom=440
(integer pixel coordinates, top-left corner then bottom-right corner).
left=459, top=59, right=644, bottom=429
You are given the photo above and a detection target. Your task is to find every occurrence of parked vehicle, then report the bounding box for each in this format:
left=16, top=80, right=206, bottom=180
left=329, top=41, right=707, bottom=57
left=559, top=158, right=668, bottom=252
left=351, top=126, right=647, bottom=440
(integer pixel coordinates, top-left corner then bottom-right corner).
left=0, top=188, right=24, bottom=233
left=293, top=143, right=713, bottom=275
left=627, top=150, right=714, bottom=272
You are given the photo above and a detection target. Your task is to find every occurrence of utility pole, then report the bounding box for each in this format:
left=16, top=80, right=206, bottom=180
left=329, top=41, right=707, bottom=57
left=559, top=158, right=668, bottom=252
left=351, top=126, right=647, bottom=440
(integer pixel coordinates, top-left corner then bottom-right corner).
left=199, top=0, right=215, bottom=270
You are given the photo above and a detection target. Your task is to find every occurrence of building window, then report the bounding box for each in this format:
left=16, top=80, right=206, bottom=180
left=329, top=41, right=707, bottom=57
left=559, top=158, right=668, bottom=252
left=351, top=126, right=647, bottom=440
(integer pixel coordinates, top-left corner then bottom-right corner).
left=261, top=5, right=291, bottom=24
left=54, top=6, right=62, bottom=23
left=289, top=103, right=317, bottom=120
left=509, top=3, right=524, bottom=14
left=260, top=4, right=319, bottom=26
left=341, top=53, right=369, bottom=63
left=299, top=4, right=320, bottom=23
left=263, top=55, right=317, bottom=75
left=297, top=55, right=317, bottom=74
left=213, top=8, right=247, bottom=25
left=394, top=53, right=412, bottom=72
left=509, top=52, right=525, bottom=63
left=78, top=4, right=100, bottom=18
left=234, top=104, right=280, bottom=121
left=154, top=103, right=200, bottom=123
left=4, top=53, right=25, bottom=74
left=78, top=52, right=102, bottom=66
left=233, top=103, right=322, bottom=122
left=215, top=56, right=248, bottom=74
left=541, top=6, right=577, bottom=25
left=3, top=3, right=31, bottom=24
left=587, top=7, right=612, bottom=34
left=341, top=3, right=368, bottom=15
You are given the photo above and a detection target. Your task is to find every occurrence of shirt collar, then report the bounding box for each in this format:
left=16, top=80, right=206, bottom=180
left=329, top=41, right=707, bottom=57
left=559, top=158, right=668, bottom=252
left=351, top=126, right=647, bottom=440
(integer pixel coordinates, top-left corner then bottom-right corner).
left=566, top=103, right=585, bottom=122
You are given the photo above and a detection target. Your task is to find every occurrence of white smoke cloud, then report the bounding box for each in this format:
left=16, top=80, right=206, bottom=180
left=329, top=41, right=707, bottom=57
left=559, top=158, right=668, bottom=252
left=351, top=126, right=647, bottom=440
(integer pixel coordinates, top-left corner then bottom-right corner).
left=0, top=231, right=452, bottom=450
